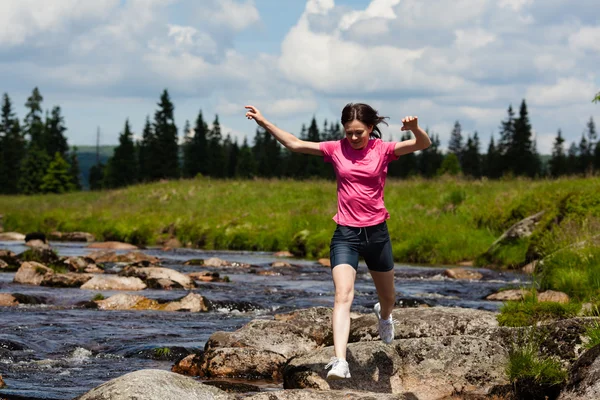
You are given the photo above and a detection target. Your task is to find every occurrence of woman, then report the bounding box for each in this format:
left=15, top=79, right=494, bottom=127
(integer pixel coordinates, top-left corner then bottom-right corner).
left=245, top=103, right=431, bottom=380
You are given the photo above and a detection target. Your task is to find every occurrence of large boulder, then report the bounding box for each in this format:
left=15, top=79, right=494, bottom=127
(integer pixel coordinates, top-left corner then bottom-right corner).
left=13, top=261, right=53, bottom=285
left=81, top=275, right=147, bottom=291
left=284, top=336, right=508, bottom=399
left=245, top=389, right=409, bottom=400
left=559, top=344, right=600, bottom=400
left=274, top=307, right=334, bottom=346
left=200, top=347, right=287, bottom=380
left=75, top=369, right=233, bottom=400
left=121, top=266, right=195, bottom=290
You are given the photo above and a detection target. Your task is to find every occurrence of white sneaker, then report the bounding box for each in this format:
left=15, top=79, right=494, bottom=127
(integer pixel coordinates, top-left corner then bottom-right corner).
left=374, top=302, right=395, bottom=344
left=325, top=357, right=351, bottom=380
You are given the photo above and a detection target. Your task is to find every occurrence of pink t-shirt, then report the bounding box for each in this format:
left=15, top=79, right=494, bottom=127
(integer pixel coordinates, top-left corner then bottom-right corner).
left=319, top=138, right=398, bottom=227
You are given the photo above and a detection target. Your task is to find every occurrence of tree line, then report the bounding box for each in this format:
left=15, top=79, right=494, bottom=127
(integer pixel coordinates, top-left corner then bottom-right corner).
left=0, top=88, right=598, bottom=195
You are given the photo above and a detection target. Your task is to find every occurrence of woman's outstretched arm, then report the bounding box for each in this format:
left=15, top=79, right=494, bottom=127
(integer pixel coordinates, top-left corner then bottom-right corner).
left=245, top=105, right=323, bottom=156
left=393, top=115, right=432, bottom=156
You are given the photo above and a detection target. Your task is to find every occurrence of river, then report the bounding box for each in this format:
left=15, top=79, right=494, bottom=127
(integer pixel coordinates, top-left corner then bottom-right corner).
left=0, top=240, right=529, bottom=399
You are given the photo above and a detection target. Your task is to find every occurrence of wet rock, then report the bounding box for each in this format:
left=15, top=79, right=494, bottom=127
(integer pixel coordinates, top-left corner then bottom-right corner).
left=172, top=353, right=204, bottom=376
left=81, top=275, right=147, bottom=291
left=41, top=272, right=93, bottom=288
left=284, top=336, right=508, bottom=398
left=394, top=297, right=434, bottom=308
left=559, top=344, right=600, bottom=400
left=87, top=241, right=139, bottom=250
left=209, top=300, right=262, bottom=313
left=271, top=261, right=292, bottom=268
left=538, top=290, right=570, bottom=304
left=49, top=231, right=95, bottom=242
left=202, top=257, right=229, bottom=267
left=0, top=249, right=21, bottom=270
left=96, top=294, right=159, bottom=310
left=25, top=239, right=50, bottom=249
left=184, top=259, right=205, bottom=266
left=0, top=293, right=17, bottom=306
left=75, top=369, right=233, bottom=400
left=7, top=293, right=47, bottom=305
left=0, top=232, right=25, bottom=241
left=317, top=258, right=330, bottom=267
left=162, top=293, right=210, bottom=312
left=124, top=346, right=192, bottom=362
left=60, top=256, right=101, bottom=273
left=18, top=247, right=60, bottom=265
left=13, top=261, right=53, bottom=285
left=274, top=251, right=293, bottom=257
left=444, top=267, right=483, bottom=280
left=256, top=270, right=281, bottom=276
left=206, top=319, right=320, bottom=358
left=522, top=260, right=538, bottom=274
left=163, top=237, right=182, bottom=249
left=120, top=266, right=195, bottom=289
left=188, top=271, right=230, bottom=283
left=0, top=373, right=4, bottom=388
left=486, top=288, right=528, bottom=301
left=201, top=347, right=286, bottom=380
left=87, top=250, right=158, bottom=264
left=246, top=389, right=410, bottom=400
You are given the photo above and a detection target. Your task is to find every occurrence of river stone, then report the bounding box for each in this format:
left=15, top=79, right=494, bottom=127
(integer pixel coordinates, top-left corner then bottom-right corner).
left=121, top=266, right=195, bottom=289
left=87, top=250, right=159, bottom=264
left=0, top=373, right=4, bottom=388
left=444, top=268, right=483, bottom=280
left=274, top=306, right=334, bottom=346
left=81, top=275, right=147, bottom=291
left=349, top=306, right=499, bottom=343
left=205, top=319, right=320, bottom=358
left=19, top=247, right=60, bottom=265
left=0, top=249, right=20, bottom=270
left=75, top=369, right=233, bottom=400
left=246, top=389, right=410, bottom=400
left=200, top=347, right=286, bottom=380
left=25, top=239, right=50, bottom=249
left=172, top=353, right=204, bottom=376
left=49, top=231, right=95, bottom=242
left=0, top=293, right=17, bottom=306
left=162, top=293, right=210, bottom=312
left=0, top=259, right=8, bottom=270
left=60, top=256, right=100, bottom=273
left=41, top=272, right=93, bottom=288
left=538, top=290, right=570, bottom=303
left=486, top=288, right=528, bottom=301
left=96, top=294, right=158, bottom=310
left=87, top=241, right=138, bottom=250
left=284, top=336, right=508, bottom=398
left=558, top=344, right=600, bottom=400
left=14, top=261, right=53, bottom=285
left=0, top=232, right=25, bottom=241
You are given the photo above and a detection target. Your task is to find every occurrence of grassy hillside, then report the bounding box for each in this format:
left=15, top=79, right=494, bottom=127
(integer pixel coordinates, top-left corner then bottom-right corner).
left=1, top=177, right=599, bottom=269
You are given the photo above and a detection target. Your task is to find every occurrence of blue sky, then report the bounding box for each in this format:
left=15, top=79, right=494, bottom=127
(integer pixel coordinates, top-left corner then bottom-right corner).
left=1, top=0, right=599, bottom=154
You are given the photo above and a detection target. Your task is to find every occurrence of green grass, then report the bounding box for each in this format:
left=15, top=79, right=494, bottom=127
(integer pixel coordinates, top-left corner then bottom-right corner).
left=1, top=176, right=600, bottom=266
left=154, top=347, right=171, bottom=357
left=92, top=293, right=105, bottom=301
left=583, top=320, right=600, bottom=350
left=497, top=293, right=581, bottom=327
left=506, top=341, right=567, bottom=385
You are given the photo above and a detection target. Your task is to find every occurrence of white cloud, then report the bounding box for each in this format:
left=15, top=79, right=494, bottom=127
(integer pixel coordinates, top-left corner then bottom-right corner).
left=454, top=28, right=496, bottom=52
left=205, top=0, right=260, bottom=32
left=526, top=78, right=596, bottom=107
left=264, top=98, right=319, bottom=117
left=569, top=26, right=600, bottom=52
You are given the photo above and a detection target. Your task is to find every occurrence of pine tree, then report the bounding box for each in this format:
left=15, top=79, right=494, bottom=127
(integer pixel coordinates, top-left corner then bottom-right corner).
left=153, top=89, right=179, bottom=180
left=236, top=137, right=256, bottom=178
left=498, top=105, right=516, bottom=176
left=389, top=132, right=418, bottom=178
left=461, top=132, right=482, bottom=178
left=549, top=129, right=567, bottom=177
left=484, top=135, right=502, bottom=179
left=512, top=100, right=539, bottom=177
left=567, top=142, right=578, bottom=175
left=89, top=163, right=105, bottom=191
left=447, top=121, right=463, bottom=159
left=183, top=111, right=209, bottom=178
left=44, top=106, right=69, bottom=160
left=205, top=115, right=225, bottom=177
left=304, top=117, right=323, bottom=177
left=0, top=94, right=25, bottom=194
left=417, top=132, right=444, bottom=178
left=69, top=147, right=82, bottom=190
left=24, top=87, right=45, bottom=146
left=104, top=119, right=138, bottom=188
left=137, top=116, right=156, bottom=182
left=223, top=134, right=239, bottom=178
left=585, top=117, right=597, bottom=174
left=438, top=153, right=462, bottom=176
left=577, top=134, right=591, bottom=175
left=40, top=152, right=75, bottom=194
left=18, top=147, right=51, bottom=194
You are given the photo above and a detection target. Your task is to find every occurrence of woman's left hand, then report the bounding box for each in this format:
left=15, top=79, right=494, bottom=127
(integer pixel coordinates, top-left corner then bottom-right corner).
left=401, top=116, right=419, bottom=131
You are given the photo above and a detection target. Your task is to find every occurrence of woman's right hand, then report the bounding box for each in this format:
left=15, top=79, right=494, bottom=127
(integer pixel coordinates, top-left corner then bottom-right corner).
left=245, top=105, right=266, bottom=126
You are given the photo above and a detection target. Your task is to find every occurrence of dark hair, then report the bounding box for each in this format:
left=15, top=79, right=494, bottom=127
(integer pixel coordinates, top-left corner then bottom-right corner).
left=341, top=103, right=389, bottom=139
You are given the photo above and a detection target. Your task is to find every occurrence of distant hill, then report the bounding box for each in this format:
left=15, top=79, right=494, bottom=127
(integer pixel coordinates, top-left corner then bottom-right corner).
left=73, top=146, right=115, bottom=189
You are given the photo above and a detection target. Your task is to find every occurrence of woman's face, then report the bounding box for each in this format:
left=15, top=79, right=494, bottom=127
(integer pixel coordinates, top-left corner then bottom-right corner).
left=344, top=119, right=372, bottom=150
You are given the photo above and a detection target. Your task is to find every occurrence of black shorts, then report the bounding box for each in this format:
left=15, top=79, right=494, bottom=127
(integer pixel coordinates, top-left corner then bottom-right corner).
left=329, top=221, right=394, bottom=272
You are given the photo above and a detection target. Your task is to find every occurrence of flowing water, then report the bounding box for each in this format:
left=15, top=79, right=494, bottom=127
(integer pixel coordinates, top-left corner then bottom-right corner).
left=0, top=241, right=530, bottom=400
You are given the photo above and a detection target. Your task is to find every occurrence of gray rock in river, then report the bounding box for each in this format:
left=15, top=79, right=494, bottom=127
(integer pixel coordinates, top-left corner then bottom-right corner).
left=75, top=369, right=233, bottom=400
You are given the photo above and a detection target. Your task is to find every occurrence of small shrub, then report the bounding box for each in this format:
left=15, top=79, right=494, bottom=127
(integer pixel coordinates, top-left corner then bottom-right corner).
left=583, top=320, right=600, bottom=350
left=154, top=347, right=171, bottom=357
left=92, top=293, right=105, bottom=301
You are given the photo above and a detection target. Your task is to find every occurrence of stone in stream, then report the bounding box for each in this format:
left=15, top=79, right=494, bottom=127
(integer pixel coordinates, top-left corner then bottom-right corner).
left=0, top=293, right=17, bottom=306
left=81, top=275, right=147, bottom=291
left=443, top=267, right=483, bottom=280
left=75, top=369, right=233, bottom=400
left=87, top=250, right=159, bottom=264
left=0, top=249, right=21, bottom=270
left=13, top=261, right=53, bottom=285
left=120, top=265, right=196, bottom=289
left=0, top=373, right=5, bottom=388
left=18, top=247, right=60, bottom=265
left=48, top=231, right=95, bottom=242
left=0, top=232, right=25, bottom=241
left=559, top=344, right=600, bottom=400
left=87, top=241, right=139, bottom=250
left=246, top=389, right=411, bottom=400
left=95, top=293, right=210, bottom=312
left=60, top=256, right=102, bottom=273
left=486, top=288, right=528, bottom=301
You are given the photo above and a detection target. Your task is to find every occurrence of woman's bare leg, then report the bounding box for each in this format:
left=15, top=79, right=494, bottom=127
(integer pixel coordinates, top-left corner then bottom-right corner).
left=331, top=264, right=356, bottom=359
left=369, top=269, right=396, bottom=319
